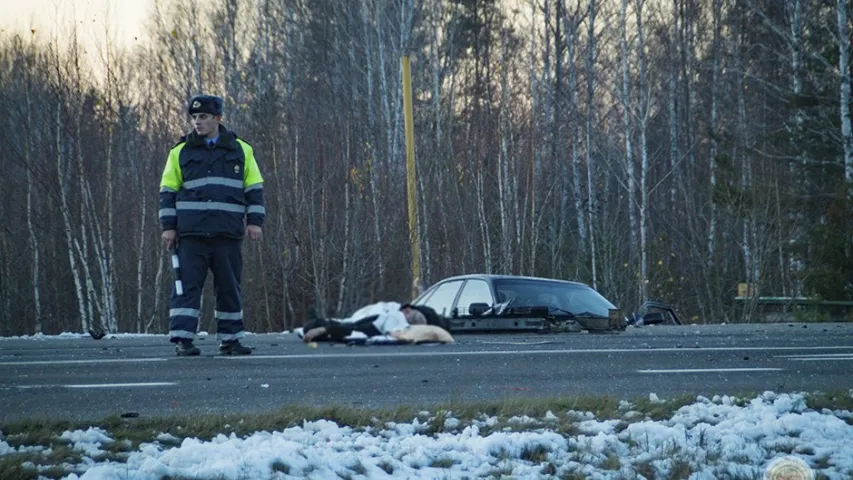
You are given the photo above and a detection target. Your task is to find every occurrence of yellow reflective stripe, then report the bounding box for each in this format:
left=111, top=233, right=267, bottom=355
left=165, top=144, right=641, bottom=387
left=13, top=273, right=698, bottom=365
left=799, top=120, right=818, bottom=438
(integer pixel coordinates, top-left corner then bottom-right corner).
left=160, top=144, right=184, bottom=190
left=238, top=139, right=264, bottom=186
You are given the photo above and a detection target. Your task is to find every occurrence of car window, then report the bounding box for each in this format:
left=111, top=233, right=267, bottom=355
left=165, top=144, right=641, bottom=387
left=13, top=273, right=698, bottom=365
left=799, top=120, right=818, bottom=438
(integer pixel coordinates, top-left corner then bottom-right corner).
left=455, top=279, right=493, bottom=315
left=558, top=286, right=612, bottom=316
left=493, top=279, right=616, bottom=317
left=419, top=280, right=464, bottom=317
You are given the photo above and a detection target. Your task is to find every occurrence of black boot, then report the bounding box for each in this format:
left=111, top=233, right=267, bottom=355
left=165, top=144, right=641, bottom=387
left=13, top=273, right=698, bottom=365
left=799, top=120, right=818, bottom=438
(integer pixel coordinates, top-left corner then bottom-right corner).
left=219, top=339, right=252, bottom=355
left=175, top=340, right=201, bottom=356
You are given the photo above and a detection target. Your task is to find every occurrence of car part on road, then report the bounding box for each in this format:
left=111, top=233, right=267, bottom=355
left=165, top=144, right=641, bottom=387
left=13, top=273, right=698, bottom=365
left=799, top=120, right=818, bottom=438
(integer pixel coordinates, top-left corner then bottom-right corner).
left=629, top=300, right=683, bottom=326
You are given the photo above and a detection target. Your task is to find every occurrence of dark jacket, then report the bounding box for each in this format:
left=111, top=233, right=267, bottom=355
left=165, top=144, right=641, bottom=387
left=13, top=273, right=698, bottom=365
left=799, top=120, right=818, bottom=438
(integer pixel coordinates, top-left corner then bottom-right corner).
left=159, top=125, right=265, bottom=238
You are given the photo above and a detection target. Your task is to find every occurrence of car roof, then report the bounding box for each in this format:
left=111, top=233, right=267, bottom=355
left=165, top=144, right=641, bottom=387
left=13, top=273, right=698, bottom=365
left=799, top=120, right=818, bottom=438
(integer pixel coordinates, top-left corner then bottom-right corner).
left=434, top=274, right=590, bottom=288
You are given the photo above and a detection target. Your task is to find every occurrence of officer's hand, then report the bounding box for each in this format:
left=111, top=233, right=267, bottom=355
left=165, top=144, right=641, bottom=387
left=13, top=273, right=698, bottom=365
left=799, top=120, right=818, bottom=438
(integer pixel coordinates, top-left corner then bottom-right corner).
left=247, top=225, right=263, bottom=241
left=162, top=230, right=177, bottom=250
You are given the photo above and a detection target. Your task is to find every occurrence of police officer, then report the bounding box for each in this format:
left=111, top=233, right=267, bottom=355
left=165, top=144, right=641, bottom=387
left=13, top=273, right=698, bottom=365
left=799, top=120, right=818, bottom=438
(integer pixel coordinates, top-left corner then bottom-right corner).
left=159, top=94, right=265, bottom=356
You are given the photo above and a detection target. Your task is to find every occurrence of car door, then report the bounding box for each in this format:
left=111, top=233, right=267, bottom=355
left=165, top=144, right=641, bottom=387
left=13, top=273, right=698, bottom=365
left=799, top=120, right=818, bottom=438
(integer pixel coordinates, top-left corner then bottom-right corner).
left=453, top=279, right=493, bottom=316
left=416, top=280, right=464, bottom=318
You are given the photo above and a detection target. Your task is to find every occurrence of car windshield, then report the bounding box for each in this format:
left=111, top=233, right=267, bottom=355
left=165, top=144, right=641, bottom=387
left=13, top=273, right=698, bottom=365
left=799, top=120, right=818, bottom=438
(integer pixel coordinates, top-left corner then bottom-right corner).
left=492, top=279, right=616, bottom=318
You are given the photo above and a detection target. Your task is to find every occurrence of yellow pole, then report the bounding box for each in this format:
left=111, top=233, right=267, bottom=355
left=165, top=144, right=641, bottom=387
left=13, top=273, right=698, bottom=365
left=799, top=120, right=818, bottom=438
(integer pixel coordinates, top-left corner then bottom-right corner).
left=401, top=55, right=422, bottom=299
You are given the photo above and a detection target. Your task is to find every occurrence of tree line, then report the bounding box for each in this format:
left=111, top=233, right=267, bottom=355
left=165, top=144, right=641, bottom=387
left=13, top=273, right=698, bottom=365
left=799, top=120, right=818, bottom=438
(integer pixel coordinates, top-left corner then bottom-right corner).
left=0, top=0, right=850, bottom=336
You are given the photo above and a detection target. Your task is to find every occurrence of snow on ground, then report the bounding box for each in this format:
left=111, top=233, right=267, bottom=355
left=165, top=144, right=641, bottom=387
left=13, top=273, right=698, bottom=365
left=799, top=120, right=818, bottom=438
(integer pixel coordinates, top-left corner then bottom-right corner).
left=0, top=332, right=180, bottom=340
left=0, top=331, right=280, bottom=340
left=2, top=392, right=851, bottom=479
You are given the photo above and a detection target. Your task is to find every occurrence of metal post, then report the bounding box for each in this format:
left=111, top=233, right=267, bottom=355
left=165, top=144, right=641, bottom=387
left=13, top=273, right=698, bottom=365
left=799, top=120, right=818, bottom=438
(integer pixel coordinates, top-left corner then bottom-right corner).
left=402, top=55, right=422, bottom=299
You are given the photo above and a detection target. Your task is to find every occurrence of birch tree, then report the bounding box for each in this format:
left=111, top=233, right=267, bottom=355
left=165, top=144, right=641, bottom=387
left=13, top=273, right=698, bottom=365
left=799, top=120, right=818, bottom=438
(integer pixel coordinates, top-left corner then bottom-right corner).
left=361, top=0, right=386, bottom=293
left=562, top=3, right=586, bottom=265
left=731, top=2, right=758, bottom=297
left=15, top=35, right=43, bottom=334
left=585, top=0, right=599, bottom=289
left=838, top=0, right=852, bottom=184
left=50, top=38, right=89, bottom=333
left=95, top=20, right=122, bottom=333
left=499, top=25, right=514, bottom=274
left=668, top=0, right=680, bottom=207
left=708, top=0, right=722, bottom=266
left=635, top=0, right=650, bottom=303
left=620, top=0, right=638, bottom=267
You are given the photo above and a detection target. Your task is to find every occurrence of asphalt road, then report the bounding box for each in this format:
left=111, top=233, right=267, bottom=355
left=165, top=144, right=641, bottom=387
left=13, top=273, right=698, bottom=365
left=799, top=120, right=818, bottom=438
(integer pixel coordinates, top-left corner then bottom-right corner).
left=1, top=323, right=852, bottom=424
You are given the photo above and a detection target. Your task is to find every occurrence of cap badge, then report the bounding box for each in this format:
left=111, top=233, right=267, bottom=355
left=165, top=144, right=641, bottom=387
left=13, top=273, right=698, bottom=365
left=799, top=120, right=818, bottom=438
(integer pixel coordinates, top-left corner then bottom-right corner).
left=192, top=100, right=201, bottom=108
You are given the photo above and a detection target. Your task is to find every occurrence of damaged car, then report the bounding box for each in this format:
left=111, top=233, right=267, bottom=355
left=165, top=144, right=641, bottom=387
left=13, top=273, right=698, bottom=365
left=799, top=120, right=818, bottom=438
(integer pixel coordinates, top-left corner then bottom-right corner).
left=412, top=274, right=680, bottom=333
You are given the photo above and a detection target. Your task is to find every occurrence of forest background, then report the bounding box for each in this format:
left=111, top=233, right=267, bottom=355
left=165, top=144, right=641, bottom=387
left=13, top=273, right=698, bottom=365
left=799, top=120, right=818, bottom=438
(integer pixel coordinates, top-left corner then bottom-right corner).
left=0, top=0, right=851, bottom=336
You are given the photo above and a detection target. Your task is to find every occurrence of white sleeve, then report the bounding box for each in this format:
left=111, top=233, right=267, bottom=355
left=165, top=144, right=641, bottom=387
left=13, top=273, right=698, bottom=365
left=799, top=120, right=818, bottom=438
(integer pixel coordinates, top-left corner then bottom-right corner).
left=345, top=301, right=402, bottom=323
left=371, top=311, right=410, bottom=334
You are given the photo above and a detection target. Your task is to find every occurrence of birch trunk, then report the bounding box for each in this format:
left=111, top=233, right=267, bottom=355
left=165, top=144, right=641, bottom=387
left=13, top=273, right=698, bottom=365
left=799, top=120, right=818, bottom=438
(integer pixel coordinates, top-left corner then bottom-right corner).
left=499, top=29, right=512, bottom=274
left=190, top=1, right=204, bottom=93
left=308, top=170, right=327, bottom=311
left=669, top=0, right=679, bottom=207
left=104, top=24, right=119, bottom=332
left=24, top=62, right=42, bottom=335
left=586, top=0, right=598, bottom=289
left=787, top=0, right=804, bottom=148
left=430, top=3, right=446, bottom=281
left=146, top=249, right=166, bottom=333
left=541, top=0, right=553, bottom=273
left=53, top=60, right=88, bottom=332
left=67, top=38, right=102, bottom=328
left=79, top=184, right=105, bottom=325
left=621, top=0, right=638, bottom=264
left=838, top=0, right=852, bottom=183
left=377, top=1, right=395, bottom=291
left=362, top=0, right=385, bottom=294
left=679, top=0, right=697, bottom=174
left=223, top=0, right=240, bottom=123
left=550, top=0, right=565, bottom=275
left=635, top=0, right=649, bottom=303
left=102, top=63, right=118, bottom=332
left=708, top=0, right=721, bottom=267
left=563, top=7, right=585, bottom=255
left=786, top=0, right=804, bottom=296
left=417, top=144, right=432, bottom=287
left=136, top=181, right=147, bottom=333
left=476, top=164, right=492, bottom=274
left=1, top=219, right=9, bottom=327
left=104, top=143, right=117, bottom=332
left=337, top=149, right=352, bottom=313
left=733, top=8, right=758, bottom=290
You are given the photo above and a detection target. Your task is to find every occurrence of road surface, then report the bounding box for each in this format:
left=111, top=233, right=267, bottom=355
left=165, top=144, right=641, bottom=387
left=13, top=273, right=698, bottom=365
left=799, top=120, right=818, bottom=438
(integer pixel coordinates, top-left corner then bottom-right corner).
left=1, top=322, right=851, bottom=423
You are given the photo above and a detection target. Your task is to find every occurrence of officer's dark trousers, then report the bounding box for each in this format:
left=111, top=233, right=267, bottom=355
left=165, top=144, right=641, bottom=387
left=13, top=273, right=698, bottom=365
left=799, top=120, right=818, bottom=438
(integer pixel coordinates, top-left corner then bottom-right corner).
left=169, top=236, right=244, bottom=342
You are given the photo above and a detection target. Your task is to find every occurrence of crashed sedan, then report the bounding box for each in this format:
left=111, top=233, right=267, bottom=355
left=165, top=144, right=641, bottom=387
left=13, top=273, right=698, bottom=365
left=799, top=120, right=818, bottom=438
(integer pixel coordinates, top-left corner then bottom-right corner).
left=413, top=274, right=677, bottom=333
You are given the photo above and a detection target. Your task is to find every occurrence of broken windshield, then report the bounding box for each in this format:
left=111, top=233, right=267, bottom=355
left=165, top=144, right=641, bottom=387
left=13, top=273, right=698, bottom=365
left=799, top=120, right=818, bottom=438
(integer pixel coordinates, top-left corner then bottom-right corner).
left=493, top=279, right=616, bottom=318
